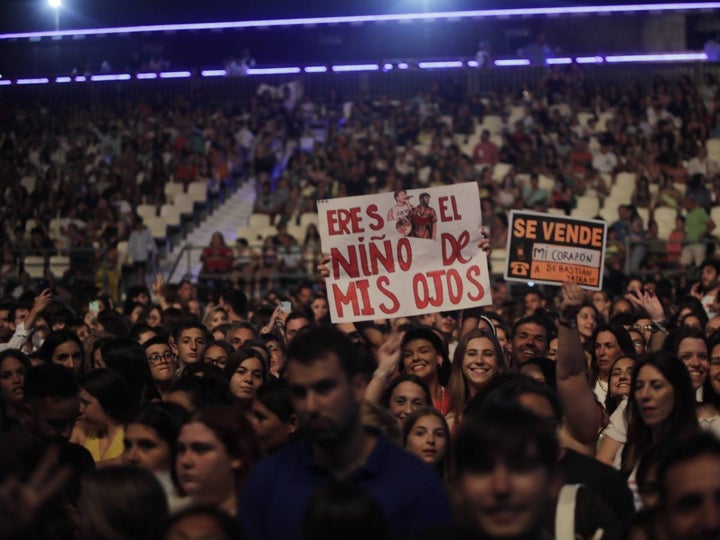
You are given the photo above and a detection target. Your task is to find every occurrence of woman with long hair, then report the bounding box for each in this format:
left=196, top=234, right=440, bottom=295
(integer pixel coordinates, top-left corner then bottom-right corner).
left=222, top=348, right=268, bottom=406
left=122, top=402, right=189, bottom=511
left=73, top=368, right=134, bottom=465
left=175, top=405, right=261, bottom=516
left=589, top=324, right=635, bottom=406
left=0, top=349, right=30, bottom=424
left=248, top=379, right=299, bottom=454
left=380, top=374, right=433, bottom=428
left=403, top=406, right=451, bottom=485
left=621, top=351, right=699, bottom=479
left=447, top=329, right=508, bottom=430
left=38, top=329, right=84, bottom=375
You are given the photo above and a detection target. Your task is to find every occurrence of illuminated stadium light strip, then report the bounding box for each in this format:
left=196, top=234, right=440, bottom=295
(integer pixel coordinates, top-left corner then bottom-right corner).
left=0, top=51, right=711, bottom=88
left=576, top=56, right=605, bottom=64
left=494, top=59, right=531, bottom=66
left=605, top=52, right=708, bottom=62
left=304, top=66, right=327, bottom=73
left=418, top=61, right=464, bottom=69
left=159, top=71, right=191, bottom=78
left=90, top=73, right=131, bottom=81
left=247, top=67, right=301, bottom=75
left=16, top=78, right=50, bottom=84
left=331, top=64, right=380, bottom=72
left=3, top=3, right=720, bottom=40
left=547, top=57, right=573, bottom=65
left=201, top=69, right=227, bottom=77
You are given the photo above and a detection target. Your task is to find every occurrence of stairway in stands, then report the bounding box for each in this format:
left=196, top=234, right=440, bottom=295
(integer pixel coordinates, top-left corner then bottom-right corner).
left=160, top=178, right=257, bottom=282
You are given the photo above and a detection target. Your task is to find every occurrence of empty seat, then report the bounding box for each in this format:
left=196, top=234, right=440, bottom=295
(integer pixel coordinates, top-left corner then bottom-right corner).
left=187, top=182, right=207, bottom=202
left=144, top=216, right=168, bottom=240
left=172, top=194, right=196, bottom=215
left=164, top=182, right=185, bottom=200
left=248, top=213, right=272, bottom=230
left=575, top=195, right=600, bottom=214
left=136, top=204, right=157, bottom=221
left=49, top=255, right=70, bottom=278
left=489, top=248, right=507, bottom=275
left=160, top=204, right=183, bottom=227
left=299, top=213, right=319, bottom=229
left=492, top=163, right=512, bottom=182
left=481, top=115, right=502, bottom=135
left=654, top=207, right=679, bottom=241
left=23, top=256, right=46, bottom=279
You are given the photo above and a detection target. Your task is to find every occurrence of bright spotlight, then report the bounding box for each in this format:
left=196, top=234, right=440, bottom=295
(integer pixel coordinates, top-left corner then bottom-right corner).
left=48, top=0, right=61, bottom=8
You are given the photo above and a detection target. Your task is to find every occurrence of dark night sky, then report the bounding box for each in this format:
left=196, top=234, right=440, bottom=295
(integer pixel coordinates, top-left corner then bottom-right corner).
left=0, top=0, right=701, bottom=33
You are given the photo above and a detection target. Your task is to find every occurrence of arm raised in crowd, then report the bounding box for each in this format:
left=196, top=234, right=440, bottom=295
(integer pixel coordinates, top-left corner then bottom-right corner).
left=625, top=289, right=667, bottom=352
left=556, top=281, right=606, bottom=446
left=364, top=330, right=404, bottom=404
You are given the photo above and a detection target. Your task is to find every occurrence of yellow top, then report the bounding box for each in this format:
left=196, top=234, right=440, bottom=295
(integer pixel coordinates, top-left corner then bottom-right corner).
left=83, top=427, right=125, bottom=463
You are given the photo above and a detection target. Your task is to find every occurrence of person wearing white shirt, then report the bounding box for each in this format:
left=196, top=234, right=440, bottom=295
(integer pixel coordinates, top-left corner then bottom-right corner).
left=687, top=146, right=720, bottom=178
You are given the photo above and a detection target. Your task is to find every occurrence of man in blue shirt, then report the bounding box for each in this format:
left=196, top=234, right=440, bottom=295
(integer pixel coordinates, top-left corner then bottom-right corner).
left=238, top=326, right=453, bottom=540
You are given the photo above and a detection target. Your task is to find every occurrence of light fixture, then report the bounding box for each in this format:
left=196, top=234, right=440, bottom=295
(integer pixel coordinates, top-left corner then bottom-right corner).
left=3, top=3, right=719, bottom=40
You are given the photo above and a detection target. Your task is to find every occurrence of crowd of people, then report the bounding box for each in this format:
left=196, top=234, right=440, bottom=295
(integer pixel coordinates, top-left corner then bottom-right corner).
left=4, top=65, right=720, bottom=306
left=3, top=64, right=720, bottom=539
left=2, top=254, right=720, bottom=539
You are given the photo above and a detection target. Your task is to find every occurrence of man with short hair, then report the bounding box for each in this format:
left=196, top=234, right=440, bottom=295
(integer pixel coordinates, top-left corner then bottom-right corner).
left=386, top=190, right=413, bottom=222
left=239, top=326, right=453, bottom=540
left=470, top=376, right=634, bottom=527
left=524, top=289, right=546, bottom=316
left=409, top=192, right=438, bottom=240
left=435, top=311, right=459, bottom=358
left=170, top=319, right=207, bottom=374
left=284, top=311, right=311, bottom=345
left=142, top=335, right=178, bottom=399
left=226, top=321, right=260, bottom=350
left=177, top=279, right=194, bottom=306
left=659, top=432, right=720, bottom=540
left=691, top=259, right=720, bottom=320
left=453, top=404, right=561, bottom=539
left=219, top=289, right=248, bottom=323
left=510, top=313, right=551, bottom=368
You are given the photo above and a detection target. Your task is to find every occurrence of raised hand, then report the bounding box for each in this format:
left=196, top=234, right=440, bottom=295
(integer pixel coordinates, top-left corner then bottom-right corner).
left=560, top=280, right=585, bottom=310
left=625, top=289, right=665, bottom=321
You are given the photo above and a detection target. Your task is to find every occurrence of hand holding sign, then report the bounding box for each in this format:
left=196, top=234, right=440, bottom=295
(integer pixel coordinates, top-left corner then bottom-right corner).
left=561, top=281, right=586, bottom=310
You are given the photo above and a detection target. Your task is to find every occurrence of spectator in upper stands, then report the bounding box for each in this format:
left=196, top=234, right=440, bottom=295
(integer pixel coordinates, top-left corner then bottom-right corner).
left=680, top=196, right=715, bottom=269
left=127, top=216, right=156, bottom=286
left=200, top=232, right=234, bottom=280
left=472, top=130, right=499, bottom=166
left=253, top=182, right=281, bottom=225
left=687, top=146, right=720, bottom=178
left=609, top=204, right=634, bottom=243
left=592, top=143, right=619, bottom=176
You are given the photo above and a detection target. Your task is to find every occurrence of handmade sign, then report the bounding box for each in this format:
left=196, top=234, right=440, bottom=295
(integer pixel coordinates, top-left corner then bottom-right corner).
left=318, top=183, right=492, bottom=322
left=504, top=210, right=607, bottom=290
